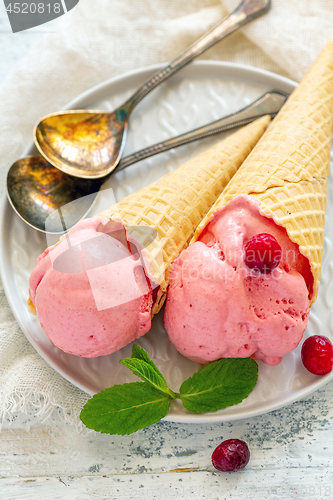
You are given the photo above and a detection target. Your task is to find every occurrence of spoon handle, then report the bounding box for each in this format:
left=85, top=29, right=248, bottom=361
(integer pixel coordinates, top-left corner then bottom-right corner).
left=125, top=0, right=270, bottom=111
left=117, top=91, right=287, bottom=171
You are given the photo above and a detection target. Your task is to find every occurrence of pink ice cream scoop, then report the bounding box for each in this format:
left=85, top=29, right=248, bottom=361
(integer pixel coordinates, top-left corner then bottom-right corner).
left=164, top=195, right=313, bottom=365
left=29, top=217, right=153, bottom=357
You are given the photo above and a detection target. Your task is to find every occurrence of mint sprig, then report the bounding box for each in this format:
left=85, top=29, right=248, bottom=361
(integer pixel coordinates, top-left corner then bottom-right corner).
left=80, top=346, right=258, bottom=435
left=120, top=344, right=176, bottom=398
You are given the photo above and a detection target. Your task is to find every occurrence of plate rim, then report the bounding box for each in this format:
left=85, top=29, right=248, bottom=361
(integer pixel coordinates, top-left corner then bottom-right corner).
left=2, top=60, right=333, bottom=424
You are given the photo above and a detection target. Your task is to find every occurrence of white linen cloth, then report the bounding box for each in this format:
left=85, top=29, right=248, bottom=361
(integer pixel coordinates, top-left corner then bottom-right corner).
left=0, top=0, right=332, bottom=429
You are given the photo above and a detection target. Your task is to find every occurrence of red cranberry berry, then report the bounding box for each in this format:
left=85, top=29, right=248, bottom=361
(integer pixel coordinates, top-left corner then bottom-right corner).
left=244, top=233, right=282, bottom=274
left=212, top=439, right=250, bottom=472
left=301, top=335, right=333, bottom=375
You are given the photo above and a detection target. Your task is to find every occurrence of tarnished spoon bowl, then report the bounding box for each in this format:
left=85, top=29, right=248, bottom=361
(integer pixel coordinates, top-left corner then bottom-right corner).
left=34, top=107, right=130, bottom=179
left=7, top=157, right=103, bottom=233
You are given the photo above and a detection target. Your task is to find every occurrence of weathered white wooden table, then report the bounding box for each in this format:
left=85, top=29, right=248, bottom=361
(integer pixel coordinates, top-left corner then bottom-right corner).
left=1, top=9, right=333, bottom=500
left=1, top=384, right=333, bottom=499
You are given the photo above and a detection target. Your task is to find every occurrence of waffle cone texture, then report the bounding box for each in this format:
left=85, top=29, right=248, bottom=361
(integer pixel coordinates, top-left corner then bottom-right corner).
left=192, top=40, right=333, bottom=305
left=98, top=116, right=270, bottom=314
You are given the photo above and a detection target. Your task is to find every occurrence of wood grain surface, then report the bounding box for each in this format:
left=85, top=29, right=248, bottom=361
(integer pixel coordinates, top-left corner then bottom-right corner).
left=1, top=381, right=333, bottom=499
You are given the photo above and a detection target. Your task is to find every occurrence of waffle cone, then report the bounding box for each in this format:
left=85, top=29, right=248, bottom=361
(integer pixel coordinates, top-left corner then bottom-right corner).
left=193, top=40, right=333, bottom=305
left=98, top=116, right=270, bottom=314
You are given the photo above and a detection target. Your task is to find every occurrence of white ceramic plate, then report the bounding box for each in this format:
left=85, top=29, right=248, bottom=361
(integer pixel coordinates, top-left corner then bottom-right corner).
left=1, top=61, right=333, bottom=424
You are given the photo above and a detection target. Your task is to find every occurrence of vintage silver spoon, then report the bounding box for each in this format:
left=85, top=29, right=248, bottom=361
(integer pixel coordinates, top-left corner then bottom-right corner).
left=34, top=0, right=271, bottom=179
left=7, top=91, right=287, bottom=234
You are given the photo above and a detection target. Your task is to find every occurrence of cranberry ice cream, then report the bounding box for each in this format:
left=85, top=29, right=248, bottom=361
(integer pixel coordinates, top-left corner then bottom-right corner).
left=164, top=195, right=313, bottom=365
left=29, top=217, right=153, bottom=357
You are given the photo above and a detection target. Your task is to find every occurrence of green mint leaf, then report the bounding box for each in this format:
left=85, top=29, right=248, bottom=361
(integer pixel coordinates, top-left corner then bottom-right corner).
left=179, top=358, right=258, bottom=412
left=120, top=357, right=175, bottom=398
left=80, top=382, right=170, bottom=435
left=131, top=344, right=162, bottom=375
